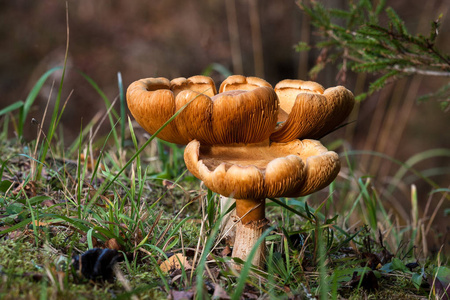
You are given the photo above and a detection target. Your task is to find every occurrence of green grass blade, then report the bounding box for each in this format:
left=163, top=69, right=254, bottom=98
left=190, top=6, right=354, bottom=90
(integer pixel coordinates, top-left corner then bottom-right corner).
left=87, top=228, right=94, bottom=249
left=0, top=218, right=33, bottom=235
left=148, top=255, right=170, bottom=293
left=77, top=70, right=119, bottom=119
left=66, top=112, right=107, bottom=157
left=77, top=70, right=120, bottom=146
left=36, top=7, right=70, bottom=180
left=115, top=282, right=160, bottom=300
left=268, top=197, right=311, bottom=221
left=343, top=150, right=446, bottom=195
left=343, top=181, right=367, bottom=225
left=1, top=115, right=9, bottom=138
left=0, top=101, right=24, bottom=117
left=231, top=227, right=274, bottom=300
left=118, top=71, right=126, bottom=148
left=18, top=153, right=46, bottom=166
left=40, top=213, right=105, bottom=241
left=18, top=66, right=63, bottom=138
left=195, top=216, right=222, bottom=300
left=88, top=119, right=121, bottom=184
left=430, top=188, right=450, bottom=194
left=390, top=148, right=450, bottom=193
left=201, top=63, right=232, bottom=77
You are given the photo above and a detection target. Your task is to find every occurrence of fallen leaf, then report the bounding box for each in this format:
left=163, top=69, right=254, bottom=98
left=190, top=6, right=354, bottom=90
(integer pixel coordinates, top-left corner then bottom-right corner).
left=221, top=245, right=232, bottom=257
left=212, top=283, right=230, bottom=299
left=105, top=238, right=123, bottom=251
left=41, top=199, right=55, bottom=207
left=8, top=230, right=24, bottom=239
left=207, top=267, right=221, bottom=280
left=349, top=240, right=359, bottom=253
left=79, top=235, right=99, bottom=248
left=12, top=180, right=37, bottom=198
left=242, top=292, right=258, bottom=299
left=160, top=253, right=191, bottom=273
left=304, top=266, right=314, bottom=272
left=170, top=290, right=194, bottom=300
left=242, top=285, right=260, bottom=299
left=163, top=179, right=176, bottom=190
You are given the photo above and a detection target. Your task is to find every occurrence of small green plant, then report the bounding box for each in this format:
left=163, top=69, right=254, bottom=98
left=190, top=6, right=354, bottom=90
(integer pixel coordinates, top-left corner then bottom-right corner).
left=296, top=0, right=450, bottom=108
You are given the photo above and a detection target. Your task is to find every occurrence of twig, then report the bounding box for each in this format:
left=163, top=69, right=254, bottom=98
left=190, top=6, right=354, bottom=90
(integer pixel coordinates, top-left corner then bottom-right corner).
left=390, top=65, right=450, bottom=77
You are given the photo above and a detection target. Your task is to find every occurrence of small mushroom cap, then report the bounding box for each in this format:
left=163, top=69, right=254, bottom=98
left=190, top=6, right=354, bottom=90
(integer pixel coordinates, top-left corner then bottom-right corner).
left=127, top=75, right=279, bottom=145
left=184, top=139, right=340, bottom=199
left=170, top=75, right=217, bottom=98
left=270, top=80, right=355, bottom=142
left=127, top=77, right=190, bottom=144
left=219, top=75, right=272, bottom=92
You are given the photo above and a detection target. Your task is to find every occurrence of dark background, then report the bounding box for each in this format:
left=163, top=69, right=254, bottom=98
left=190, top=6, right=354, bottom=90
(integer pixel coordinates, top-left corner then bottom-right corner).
left=0, top=0, right=449, bottom=240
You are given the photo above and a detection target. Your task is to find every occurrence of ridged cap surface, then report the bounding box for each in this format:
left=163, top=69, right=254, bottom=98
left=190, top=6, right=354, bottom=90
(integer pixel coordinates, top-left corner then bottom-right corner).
left=184, top=139, right=340, bottom=199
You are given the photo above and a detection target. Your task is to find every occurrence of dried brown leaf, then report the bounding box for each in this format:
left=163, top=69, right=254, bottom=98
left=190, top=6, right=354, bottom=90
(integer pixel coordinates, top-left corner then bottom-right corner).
left=170, top=289, right=194, bottom=300
left=160, top=253, right=191, bottom=273
left=212, top=283, right=230, bottom=299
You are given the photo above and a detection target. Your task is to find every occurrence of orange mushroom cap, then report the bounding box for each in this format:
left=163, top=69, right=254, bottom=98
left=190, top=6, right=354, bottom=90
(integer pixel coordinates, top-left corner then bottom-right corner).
left=270, top=79, right=355, bottom=142
left=126, top=75, right=278, bottom=145
left=184, top=139, right=340, bottom=199
left=127, top=75, right=355, bottom=145
left=219, top=74, right=272, bottom=92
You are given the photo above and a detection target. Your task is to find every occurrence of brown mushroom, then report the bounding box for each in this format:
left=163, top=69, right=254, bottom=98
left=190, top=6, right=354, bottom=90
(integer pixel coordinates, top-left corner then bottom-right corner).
left=127, top=75, right=280, bottom=248
left=126, top=76, right=214, bottom=144
left=270, top=79, right=355, bottom=142
left=127, top=75, right=354, bottom=269
left=213, top=78, right=354, bottom=249
left=184, top=139, right=340, bottom=268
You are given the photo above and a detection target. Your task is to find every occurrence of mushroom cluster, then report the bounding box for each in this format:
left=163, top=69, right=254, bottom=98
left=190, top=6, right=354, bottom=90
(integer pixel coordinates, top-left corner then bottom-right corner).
left=127, top=75, right=354, bottom=269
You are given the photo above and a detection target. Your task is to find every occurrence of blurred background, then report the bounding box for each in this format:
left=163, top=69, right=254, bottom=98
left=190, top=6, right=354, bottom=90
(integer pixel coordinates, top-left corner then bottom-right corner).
left=0, top=0, right=449, bottom=250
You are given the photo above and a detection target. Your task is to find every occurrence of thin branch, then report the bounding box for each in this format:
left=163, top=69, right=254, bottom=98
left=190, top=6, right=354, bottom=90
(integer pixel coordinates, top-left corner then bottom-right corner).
left=391, top=66, right=450, bottom=77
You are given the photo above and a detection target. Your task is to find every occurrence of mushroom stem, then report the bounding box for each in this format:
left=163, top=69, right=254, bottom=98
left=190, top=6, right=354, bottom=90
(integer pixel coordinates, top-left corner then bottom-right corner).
left=232, top=198, right=267, bottom=269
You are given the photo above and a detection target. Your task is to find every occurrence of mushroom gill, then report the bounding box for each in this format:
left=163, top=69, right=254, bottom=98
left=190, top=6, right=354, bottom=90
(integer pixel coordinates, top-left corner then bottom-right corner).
left=270, top=79, right=355, bottom=142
